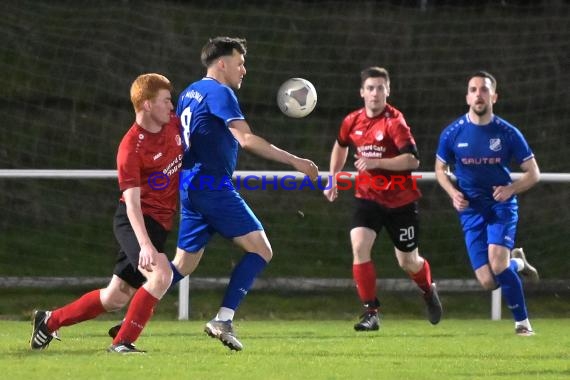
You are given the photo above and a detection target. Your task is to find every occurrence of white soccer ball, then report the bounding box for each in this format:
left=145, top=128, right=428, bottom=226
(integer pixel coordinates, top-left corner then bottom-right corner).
left=276, top=78, right=317, bottom=118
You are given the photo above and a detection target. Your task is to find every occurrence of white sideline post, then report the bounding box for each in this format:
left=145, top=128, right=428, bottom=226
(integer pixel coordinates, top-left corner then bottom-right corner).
left=491, top=288, right=502, bottom=320
left=178, top=276, right=190, bottom=320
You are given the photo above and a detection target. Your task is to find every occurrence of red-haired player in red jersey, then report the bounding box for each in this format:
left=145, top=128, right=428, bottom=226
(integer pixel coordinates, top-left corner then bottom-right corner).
left=30, top=73, right=183, bottom=353
left=323, top=67, right=442, bottom=331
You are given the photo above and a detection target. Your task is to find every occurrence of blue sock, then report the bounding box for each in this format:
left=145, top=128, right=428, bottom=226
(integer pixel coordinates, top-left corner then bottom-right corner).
left=495, top=261, right=528, bottom=322
left=167, top=261, right=185, bottom=292
left=221, top=252, right=268, bottom=310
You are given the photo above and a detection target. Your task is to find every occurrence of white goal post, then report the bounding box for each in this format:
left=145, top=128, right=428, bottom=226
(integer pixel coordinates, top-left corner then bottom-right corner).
left=1, top=169, right=569, bottom=321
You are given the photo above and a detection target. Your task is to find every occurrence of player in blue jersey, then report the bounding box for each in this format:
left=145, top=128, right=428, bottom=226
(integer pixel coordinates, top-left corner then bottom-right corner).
left=169, top=37, right=318, bottom=351
left=435, top=71, right=540, bottom=336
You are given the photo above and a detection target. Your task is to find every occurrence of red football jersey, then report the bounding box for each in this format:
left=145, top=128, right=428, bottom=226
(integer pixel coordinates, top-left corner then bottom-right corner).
left=337, top=104, right=421, bottom=208
left=117, top=115, right=183, bottom=230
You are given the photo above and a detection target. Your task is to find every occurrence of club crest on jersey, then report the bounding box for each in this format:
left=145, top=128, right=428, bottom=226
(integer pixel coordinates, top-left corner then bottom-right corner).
left=175, top=135, right=182, bottom=146
left=375, top=132, right=384, bottom=141
left=489, top=138, right=502, bottom=152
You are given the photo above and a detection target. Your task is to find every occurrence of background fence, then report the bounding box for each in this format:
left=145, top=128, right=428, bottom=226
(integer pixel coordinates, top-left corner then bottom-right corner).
left=0, top=1, right=569, bottom=287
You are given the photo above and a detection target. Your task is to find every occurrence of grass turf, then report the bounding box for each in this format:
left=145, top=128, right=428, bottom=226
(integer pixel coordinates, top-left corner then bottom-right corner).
left=3, top=319, right=569, bottom=380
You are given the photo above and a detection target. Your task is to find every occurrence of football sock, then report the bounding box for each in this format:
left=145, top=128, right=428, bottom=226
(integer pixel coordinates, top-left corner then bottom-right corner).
left=167, top=261, right=185, bottom=291
left=495, top=261, right=528, bottom=322
left=353, top=261, right=377, bottom=309
left=47, top=289, right=106, bottom=333
left=221, top=252, right=267, bottom=310
left=409, top=258, right=432, bottom=293
left=215, top=307, right=235, bottom=321
left=511, top=257, right=524, bottom=272
left=113, top=286, right=158, bottom=345
left=363, top=298, right=380, bottom=313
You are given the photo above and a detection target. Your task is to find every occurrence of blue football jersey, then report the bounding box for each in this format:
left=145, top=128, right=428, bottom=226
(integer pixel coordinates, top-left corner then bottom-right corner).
left=436, top=114, right=534, bottom=210
left=176, top=77, right=245, bottom=185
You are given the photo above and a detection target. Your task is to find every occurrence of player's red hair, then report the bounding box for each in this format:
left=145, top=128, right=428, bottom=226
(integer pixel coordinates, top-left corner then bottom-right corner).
left=130, top=73, right=172, bottom=112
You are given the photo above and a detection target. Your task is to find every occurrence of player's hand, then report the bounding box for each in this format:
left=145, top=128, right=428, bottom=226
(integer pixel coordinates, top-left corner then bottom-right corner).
left=138, top=242, right=158, bottom=272
left=294, top=158, right=319, bottom=180
left=492, top=185, right=514, bottom=202
left=451, top=190, right=469, bottom=211
left=323, top=179, right=338, bottom=202
left=354, top=154, right=377, bottom=171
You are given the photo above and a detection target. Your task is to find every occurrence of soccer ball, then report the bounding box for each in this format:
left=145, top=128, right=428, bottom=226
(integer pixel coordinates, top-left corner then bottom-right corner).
left=276, top=78, right=317, bottom=118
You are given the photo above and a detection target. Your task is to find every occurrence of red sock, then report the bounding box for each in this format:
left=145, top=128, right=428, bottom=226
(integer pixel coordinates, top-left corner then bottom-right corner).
left=353, top=261, right=377, bottom=306
left=113, top=287, right=158, bottom=345
left=409, top=259, right=432, bottom=293
left=47, top=289, right=106, bottom=333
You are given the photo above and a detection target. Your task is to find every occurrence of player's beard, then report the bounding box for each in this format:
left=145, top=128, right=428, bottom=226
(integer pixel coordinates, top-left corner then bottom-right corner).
left=472, top=104, right=489, bottom=117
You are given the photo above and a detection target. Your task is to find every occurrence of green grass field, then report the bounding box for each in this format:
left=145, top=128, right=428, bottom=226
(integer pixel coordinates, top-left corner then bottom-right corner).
left=2, top=319, right=569, bottom=380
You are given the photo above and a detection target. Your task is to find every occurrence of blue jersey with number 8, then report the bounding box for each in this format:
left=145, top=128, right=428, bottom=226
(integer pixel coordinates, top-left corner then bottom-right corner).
left=176, top=77, right=245, bottom=184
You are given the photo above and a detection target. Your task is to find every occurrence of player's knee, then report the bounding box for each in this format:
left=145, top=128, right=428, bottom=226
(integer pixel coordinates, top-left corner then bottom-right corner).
left=395, top=248, right=420, bottom=272
left=147, top=266, right=173, bottom=292
left=101, top=290, right=131, bottom=311
left=397, top=259, right=413, bottom=272
left=101, top=280, right=135, bottom=311
left=257, top=247, right=273, bottom=262
left=105, top=300, right=128, bottom=312
left=479, top=278, right=499, bottom=291
left=352, top=242, right=372, bottom=260
left=160, top=270, right=174, bottom=290
left=351, top=237, right=365, bottom=251
left=398, top=259, right=421, bottom=273
left=351, top=248, right=367, bottom=262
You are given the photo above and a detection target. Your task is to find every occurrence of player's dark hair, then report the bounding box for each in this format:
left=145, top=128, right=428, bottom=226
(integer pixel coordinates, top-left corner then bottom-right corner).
left=360, top=67, right=390, bottom=87
left=470, top=70, right=497, bottom=91
left=201, top=37, right=247, bottom=68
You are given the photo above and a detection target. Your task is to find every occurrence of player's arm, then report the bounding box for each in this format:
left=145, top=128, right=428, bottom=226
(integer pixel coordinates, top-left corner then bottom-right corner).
left=123, top=187, right=159, bottom=272
left=323, top=141, right=348, bottom=202
left=435, top=158, right=469, bottom=211
left=493, top=158, right=540, bottom=202
left=228, top=119, right=318, bottom=179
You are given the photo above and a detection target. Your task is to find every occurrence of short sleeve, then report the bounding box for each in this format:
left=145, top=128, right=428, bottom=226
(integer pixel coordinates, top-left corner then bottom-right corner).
left=436, top=127, right=454, bottom=165
left=208, top=86, right=245, bottom=125
left=337, top=114, right=353, bottom=147
left=388, top=115, right=416, bottom=151
left=117, top=138, right=141, bottom=191
left=509, top=127, right=534, bottom=164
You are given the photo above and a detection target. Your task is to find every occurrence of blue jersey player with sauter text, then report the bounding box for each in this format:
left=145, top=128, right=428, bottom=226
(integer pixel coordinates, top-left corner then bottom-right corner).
left=435, top=71, right=540, bottom=336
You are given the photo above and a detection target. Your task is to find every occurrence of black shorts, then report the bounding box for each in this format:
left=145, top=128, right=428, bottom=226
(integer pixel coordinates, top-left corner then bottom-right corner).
left=350, top=198, right=419, bottom=252
left=112, top=202, right=169, bottom=288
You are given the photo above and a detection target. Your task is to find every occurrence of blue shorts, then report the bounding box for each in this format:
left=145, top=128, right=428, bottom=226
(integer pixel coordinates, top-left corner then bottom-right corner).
left=459, top=203, right=518, bottom=270
left=177, top=187, right=263, bottom=252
